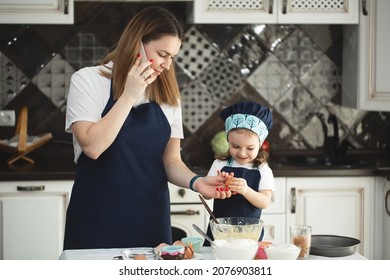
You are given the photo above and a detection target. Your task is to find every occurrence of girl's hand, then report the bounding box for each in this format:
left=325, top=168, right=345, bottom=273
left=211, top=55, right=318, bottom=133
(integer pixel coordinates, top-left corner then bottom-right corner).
left=220, top=171, right=236, bottom=194
left=227, top=178, right=249, bottom=195
left=217, top=170, right=234, bottom=179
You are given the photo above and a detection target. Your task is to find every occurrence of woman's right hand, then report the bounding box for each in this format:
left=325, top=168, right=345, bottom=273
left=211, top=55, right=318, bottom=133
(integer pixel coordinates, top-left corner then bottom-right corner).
left=122, top=55, right=157, bottom=101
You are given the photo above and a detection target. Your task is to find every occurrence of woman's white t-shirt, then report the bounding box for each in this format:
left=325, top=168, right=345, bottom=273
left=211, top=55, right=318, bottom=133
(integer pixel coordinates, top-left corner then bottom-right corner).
left=65, top=63, right=184, bottom=163
left=207, top=159, right=275, bottom=192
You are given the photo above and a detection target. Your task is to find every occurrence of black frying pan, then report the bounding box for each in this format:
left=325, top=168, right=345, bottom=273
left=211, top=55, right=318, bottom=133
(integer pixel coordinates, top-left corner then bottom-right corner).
left=310, top=235, right=361, bottom=257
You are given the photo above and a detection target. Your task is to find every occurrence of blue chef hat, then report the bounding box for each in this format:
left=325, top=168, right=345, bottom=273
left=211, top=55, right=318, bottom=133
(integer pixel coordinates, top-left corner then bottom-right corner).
left=220, top=101, right=273, bottom=145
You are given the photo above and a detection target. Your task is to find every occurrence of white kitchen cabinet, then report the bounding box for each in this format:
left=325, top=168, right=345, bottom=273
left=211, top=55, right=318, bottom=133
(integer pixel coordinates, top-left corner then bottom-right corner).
left=261, top=177, right=286, bottom=244
left=342, top=0, right=390, bottom=112
left=285, top=176, right=375, bottom=259
left=384, top=179, right=390, bottom=259
left=373, top=176, right=390, bottom=259
left=0, top=0, right=74, bottom=24
left=277, top=0, right=359, bottom=24
left=191, top=0, right=359, bottom=24
left=0, top=180, right=73, bottom=260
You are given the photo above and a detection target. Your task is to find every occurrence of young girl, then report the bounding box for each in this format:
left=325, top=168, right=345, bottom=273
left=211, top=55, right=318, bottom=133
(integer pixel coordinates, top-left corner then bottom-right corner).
left=205, top=101, right=275, bottom=244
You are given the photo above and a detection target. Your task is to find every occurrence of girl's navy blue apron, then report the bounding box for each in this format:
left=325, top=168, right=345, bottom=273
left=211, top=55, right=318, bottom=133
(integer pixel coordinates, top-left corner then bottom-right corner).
left=64, top=84, right=171, bottom=250
left=204, top=159, right=264, bottom=245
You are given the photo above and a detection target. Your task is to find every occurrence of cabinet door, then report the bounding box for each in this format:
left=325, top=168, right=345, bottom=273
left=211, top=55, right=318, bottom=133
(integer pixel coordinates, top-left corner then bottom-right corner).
left=278, top=0, right=359, bottom=24
left=191, top=0, right=358, bottom=24
left=343, top=0, right=390, bottom=111
left=286, top=177, right=374, bottom=258
left=0, top=194, right=66, bottom=260
left=191, top=0, right=277, bottom=23
left=265, top=177, right=286, bottom=213
left=358, top=0, right=390, bottom=111
left=381, top=178, right=390, bottom=259
left=261, top=177, right=286, bottom=244
left=0, top=181, right=73, bottom=260
left=262, top=213, right=286, bottom=244
left=0, top=0, right=74, bottom=24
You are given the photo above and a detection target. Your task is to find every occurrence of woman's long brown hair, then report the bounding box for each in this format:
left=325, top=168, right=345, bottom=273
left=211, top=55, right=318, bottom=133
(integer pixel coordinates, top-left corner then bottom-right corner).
left=99, top=6, right=184, bottom=106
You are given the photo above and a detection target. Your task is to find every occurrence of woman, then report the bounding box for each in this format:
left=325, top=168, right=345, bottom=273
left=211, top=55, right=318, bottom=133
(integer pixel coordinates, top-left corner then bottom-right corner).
left=205, top=101, right=275, bottom=245
left=64, top=6, right=229, bottom=250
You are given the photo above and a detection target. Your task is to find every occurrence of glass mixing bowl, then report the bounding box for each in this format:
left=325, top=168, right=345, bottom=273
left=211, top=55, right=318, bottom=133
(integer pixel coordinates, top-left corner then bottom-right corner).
left=210, top=217, right=263, bottom=241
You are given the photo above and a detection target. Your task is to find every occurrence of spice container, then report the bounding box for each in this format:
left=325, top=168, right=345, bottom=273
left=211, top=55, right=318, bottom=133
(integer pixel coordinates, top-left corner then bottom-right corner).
left=290, top=225, right=311, bottom=260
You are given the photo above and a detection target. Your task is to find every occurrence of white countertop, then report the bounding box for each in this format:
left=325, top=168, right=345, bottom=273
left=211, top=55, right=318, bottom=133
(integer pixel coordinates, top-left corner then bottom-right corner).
left=59, top=247, right=367, bottom=260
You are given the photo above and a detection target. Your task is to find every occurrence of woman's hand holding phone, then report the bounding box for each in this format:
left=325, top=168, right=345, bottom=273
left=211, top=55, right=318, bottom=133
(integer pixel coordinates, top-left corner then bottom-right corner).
left=139, top=43, right=155, bottom=83
left=122, top=45, right=155, bottom=102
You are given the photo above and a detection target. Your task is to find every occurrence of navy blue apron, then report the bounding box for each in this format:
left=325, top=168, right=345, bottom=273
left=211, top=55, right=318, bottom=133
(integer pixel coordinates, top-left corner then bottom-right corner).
left=204, top=159, right=264, bottom=245
left=64, top=83, right=171, bottom=249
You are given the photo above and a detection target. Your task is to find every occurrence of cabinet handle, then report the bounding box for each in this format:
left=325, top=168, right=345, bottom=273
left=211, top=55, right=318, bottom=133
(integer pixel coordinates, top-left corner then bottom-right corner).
left=178, top=188, right=185, bottom=198
left=385, top=188, right=390, bottom=217
left=269, top=225, right=275, bottom=239
left=269, top=0, right=274, bottom=14
left=362, top=0, right=368, bottom=16
left=17, top=185, right=45, bottom=191
left=64, top=0, right=69, bottom=15
left=171, top=210, right=200, bottom=216
left=290, top=187, right=296, bottom=214
left=282, top=0, right=287, bottom=14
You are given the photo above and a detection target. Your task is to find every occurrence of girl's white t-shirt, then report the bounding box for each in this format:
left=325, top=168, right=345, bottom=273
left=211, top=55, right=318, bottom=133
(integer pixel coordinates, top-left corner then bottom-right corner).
left=65, top=63, right=184, bottom=163
left=207, top=159, right=275, bottom=192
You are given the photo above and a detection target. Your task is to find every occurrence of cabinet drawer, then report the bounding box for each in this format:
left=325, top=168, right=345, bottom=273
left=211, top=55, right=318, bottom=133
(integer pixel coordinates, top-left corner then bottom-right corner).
left=0, top=180, right=73, bottom=192
left=0, top=180, right=73, bottom=259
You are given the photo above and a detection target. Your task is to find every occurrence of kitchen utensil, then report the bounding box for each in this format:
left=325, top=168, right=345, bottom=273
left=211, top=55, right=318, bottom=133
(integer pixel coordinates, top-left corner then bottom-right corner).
left=209, top=217, right=263, bottom=241
left=310, top=235, right=360, bottom=257
left=198, top=195, right=219, bottom=224
left=192, top=224, right=216, bottom=246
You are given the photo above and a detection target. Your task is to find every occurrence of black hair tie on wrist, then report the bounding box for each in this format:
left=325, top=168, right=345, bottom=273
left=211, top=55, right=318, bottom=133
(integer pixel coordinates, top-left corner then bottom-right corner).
left=189, top=175, right=202, bottom=192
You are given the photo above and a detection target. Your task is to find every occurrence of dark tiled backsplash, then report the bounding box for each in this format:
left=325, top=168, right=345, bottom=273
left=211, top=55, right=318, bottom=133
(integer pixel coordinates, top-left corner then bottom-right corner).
left=0, top=2, right=389, bottom=170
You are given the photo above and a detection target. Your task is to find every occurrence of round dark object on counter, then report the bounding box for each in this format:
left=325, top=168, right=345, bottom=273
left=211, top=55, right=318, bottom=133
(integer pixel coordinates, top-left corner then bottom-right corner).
left=310, top=235, right=361, bottom=257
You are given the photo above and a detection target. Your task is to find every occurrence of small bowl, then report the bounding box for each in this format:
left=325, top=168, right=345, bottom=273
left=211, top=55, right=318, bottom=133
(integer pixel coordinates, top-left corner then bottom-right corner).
left=210, top=217, right=263, bottom=241
left=264, top=243, right=300, bottom=260
left=181, top=237, right=204, bottom=253
left=212, top=238, right=259, bottom=260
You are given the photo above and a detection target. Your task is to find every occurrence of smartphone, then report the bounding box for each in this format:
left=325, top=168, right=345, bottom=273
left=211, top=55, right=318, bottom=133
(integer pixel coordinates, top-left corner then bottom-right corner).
left=140, top=42, right=148, bottom=64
